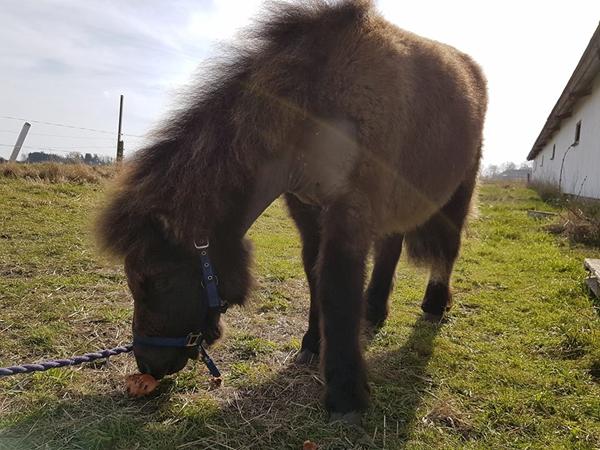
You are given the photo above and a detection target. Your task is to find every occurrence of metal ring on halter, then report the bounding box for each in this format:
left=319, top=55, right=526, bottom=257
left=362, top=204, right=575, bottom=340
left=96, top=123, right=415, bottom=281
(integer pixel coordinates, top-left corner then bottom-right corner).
left=194, top=238, right=210, bottom=249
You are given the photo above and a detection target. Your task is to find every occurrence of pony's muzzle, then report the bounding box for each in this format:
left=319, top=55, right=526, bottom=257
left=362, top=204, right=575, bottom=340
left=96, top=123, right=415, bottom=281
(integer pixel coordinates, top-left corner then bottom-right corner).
left=134, top=345, right=190, bottom=380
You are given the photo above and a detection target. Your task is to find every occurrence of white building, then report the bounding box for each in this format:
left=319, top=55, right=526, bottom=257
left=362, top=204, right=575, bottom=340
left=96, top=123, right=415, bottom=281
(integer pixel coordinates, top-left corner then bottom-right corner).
left=528, top=23, right=600, bottom=200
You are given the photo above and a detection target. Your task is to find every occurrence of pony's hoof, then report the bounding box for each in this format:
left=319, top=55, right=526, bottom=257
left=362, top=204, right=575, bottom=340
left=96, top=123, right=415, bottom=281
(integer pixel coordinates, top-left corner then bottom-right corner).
left=365, top=307, right=388, bottom=332
left=422, top=312, right=444, bottom=323
left=364, top=321, right=384, bottom=345
left=329, top=411, right=362, bottom=426
left=365, top=314, right=387, bottom=334
left=295, top=349, right=318, bottom=365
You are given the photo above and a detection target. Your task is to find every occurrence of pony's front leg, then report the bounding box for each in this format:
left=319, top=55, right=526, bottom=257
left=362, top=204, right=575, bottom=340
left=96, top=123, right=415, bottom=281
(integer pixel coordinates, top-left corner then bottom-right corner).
left=317, top=200, right=370, bottom=423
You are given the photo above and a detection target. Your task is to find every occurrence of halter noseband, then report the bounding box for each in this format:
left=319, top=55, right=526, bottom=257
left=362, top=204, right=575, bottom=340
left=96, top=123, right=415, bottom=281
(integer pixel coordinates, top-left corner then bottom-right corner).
left=132, top=239, right=227, bottom=378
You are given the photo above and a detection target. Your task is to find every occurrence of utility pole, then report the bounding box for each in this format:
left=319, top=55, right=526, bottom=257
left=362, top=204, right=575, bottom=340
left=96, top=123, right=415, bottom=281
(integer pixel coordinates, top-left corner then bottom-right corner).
left=116, top=94, right=124, bottom=163
left=9, top=122, right=31, bottom=162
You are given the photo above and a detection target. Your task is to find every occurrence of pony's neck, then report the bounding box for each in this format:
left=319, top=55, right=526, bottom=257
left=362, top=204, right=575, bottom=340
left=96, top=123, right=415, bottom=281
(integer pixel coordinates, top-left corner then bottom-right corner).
left=202, top=152, right=295, bottom=307
left=238, top=151, right=295, bottom=234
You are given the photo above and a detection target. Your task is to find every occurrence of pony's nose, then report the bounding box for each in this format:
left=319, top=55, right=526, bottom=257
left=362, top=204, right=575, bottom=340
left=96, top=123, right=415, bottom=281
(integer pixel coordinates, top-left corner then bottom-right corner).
left=135, top=350, right=168, bottom=380
left=134, top=346, right=189, bottom=379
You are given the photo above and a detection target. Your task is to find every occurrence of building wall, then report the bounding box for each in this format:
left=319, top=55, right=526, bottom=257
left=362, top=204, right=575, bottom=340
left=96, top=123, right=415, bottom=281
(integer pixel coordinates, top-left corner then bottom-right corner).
left=531, top=74, right=600, bottom=199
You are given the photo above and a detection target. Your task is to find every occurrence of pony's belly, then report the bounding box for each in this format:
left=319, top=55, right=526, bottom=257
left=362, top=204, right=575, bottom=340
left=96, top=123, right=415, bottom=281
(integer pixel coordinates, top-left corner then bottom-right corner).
left=365, top=165, right=466, bottom=236
left=380, top=199, right=440, bottom=234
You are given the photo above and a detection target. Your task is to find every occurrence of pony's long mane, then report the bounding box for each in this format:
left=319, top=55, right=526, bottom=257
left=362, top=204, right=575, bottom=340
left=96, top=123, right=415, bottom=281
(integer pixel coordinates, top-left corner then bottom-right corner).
left=97, top=0, right=373, bottom=257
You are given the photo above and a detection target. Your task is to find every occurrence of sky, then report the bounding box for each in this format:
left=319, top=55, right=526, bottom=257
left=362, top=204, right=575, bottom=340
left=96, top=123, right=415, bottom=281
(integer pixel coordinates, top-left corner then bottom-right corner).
left=0, top=1, right=599, bottom=167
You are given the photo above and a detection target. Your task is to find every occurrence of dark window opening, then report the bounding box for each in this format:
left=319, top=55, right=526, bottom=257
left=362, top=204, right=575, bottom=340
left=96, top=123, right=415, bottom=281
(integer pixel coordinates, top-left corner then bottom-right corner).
left=551, top=144, right=555, bottom=160
left=541, top=155, right=544, bottom=167
left=574, top=120, right=581, bottom=145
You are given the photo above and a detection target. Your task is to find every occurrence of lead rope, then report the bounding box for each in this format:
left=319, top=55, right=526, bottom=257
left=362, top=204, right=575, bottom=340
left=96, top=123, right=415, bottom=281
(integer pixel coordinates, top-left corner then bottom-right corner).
left=0, top=345, right=133, bottom=377
left=0, top=343, right=221, bottom=379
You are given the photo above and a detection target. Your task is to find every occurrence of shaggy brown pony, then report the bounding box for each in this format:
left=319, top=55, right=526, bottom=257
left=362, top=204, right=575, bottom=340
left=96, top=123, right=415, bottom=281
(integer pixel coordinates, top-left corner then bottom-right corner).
left=97, top=0, right=486, bottom=423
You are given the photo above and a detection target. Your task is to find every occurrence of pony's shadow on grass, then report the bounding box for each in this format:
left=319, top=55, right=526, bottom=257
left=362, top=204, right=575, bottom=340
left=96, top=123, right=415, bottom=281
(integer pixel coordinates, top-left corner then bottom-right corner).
left=2, top=317, right=441, bottom=449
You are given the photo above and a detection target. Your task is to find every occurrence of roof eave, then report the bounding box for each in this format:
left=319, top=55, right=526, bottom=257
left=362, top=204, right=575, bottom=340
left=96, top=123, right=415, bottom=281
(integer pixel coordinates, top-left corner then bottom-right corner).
left=527, top=22, right=600, bottom=161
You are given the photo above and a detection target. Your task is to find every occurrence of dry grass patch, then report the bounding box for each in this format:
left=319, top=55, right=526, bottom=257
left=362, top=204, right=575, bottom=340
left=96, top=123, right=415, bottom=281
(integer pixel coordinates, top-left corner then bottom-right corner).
left=545, top=206, right=600, bottom=248
left=423, top=399, right=475, bottom=438
left=0, top=162, right=115, bottom=184
left=528, top=180, right=600, bottom=247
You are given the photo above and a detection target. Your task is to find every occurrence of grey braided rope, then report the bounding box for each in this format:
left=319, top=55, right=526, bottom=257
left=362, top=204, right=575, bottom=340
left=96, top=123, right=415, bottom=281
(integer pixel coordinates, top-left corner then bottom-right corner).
left=0, top=344, right=133, bottom=377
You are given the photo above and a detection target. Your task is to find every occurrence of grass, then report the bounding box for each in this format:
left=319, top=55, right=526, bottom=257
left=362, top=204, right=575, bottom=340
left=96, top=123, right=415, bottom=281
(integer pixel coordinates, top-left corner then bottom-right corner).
left=0, top=177, right=599, bottom=449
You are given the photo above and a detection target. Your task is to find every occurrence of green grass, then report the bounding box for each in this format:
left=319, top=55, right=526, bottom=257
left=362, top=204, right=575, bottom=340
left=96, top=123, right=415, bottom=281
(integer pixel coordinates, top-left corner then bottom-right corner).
left=0, top=178, right=599, bottom=449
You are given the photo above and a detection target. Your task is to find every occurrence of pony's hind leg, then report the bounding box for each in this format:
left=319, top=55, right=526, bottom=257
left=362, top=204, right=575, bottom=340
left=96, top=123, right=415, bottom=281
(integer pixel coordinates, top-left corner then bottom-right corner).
left=284, top=193, right=321, bottom=364
left=365, top=233, right=403, bottom=330
left=405, top=173, right=477, bottom=322
left=422, top=260, right=455, bottom=321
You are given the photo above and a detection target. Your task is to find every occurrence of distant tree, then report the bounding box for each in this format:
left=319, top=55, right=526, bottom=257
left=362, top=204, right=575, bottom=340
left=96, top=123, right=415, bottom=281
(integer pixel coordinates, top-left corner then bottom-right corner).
left=501, top=161, right=517, bottom=172
left=83, top=152, right=111, bottom=166
left=98, top=155, right=114, bottom=165
left=26, top=152, right=63, bottom=163
left=483, top=164, right=499, bottom=179
left=66, top=152, right=83, bottom=163
left=481, top=162, right=532, bottom=179
left=519, top=162, right=531, bottom=170
left=21, top=150, right=113, bottom=165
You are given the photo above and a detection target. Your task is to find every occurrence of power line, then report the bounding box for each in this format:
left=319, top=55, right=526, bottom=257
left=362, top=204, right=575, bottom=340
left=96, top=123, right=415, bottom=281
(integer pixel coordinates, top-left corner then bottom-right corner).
left=0, top=143, right=65, bottom=153
left=30, top=132, right=143, bottom=140
left=0, top=115, right=144, bottom=138
left=0, top=143, right=117, bottom=154
left=0, top=129, right=144, bottom=141
left=1, top=129, right=145, bottom=142
left=0, top=144, right=69, bottom=154
left=35, top=145, right=115, bottom=149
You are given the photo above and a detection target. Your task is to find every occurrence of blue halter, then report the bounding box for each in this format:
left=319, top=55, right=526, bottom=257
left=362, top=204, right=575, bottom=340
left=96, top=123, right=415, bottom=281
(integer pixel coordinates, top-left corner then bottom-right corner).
left=132, top=239, right=227, bottom=378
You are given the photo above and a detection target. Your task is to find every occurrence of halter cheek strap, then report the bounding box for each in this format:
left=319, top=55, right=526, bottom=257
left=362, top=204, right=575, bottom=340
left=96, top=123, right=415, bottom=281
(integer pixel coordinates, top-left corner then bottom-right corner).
left=195, top=239, right=227, bottom=312
left=132, top=239, right=226, bottom=378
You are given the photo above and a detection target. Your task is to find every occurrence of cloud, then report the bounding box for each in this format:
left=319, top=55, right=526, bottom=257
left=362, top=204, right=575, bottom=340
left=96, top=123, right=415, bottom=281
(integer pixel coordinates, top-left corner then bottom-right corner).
left=184, top=0, right=264, bottom=42
left=0, top=0, right=265, bottom=158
